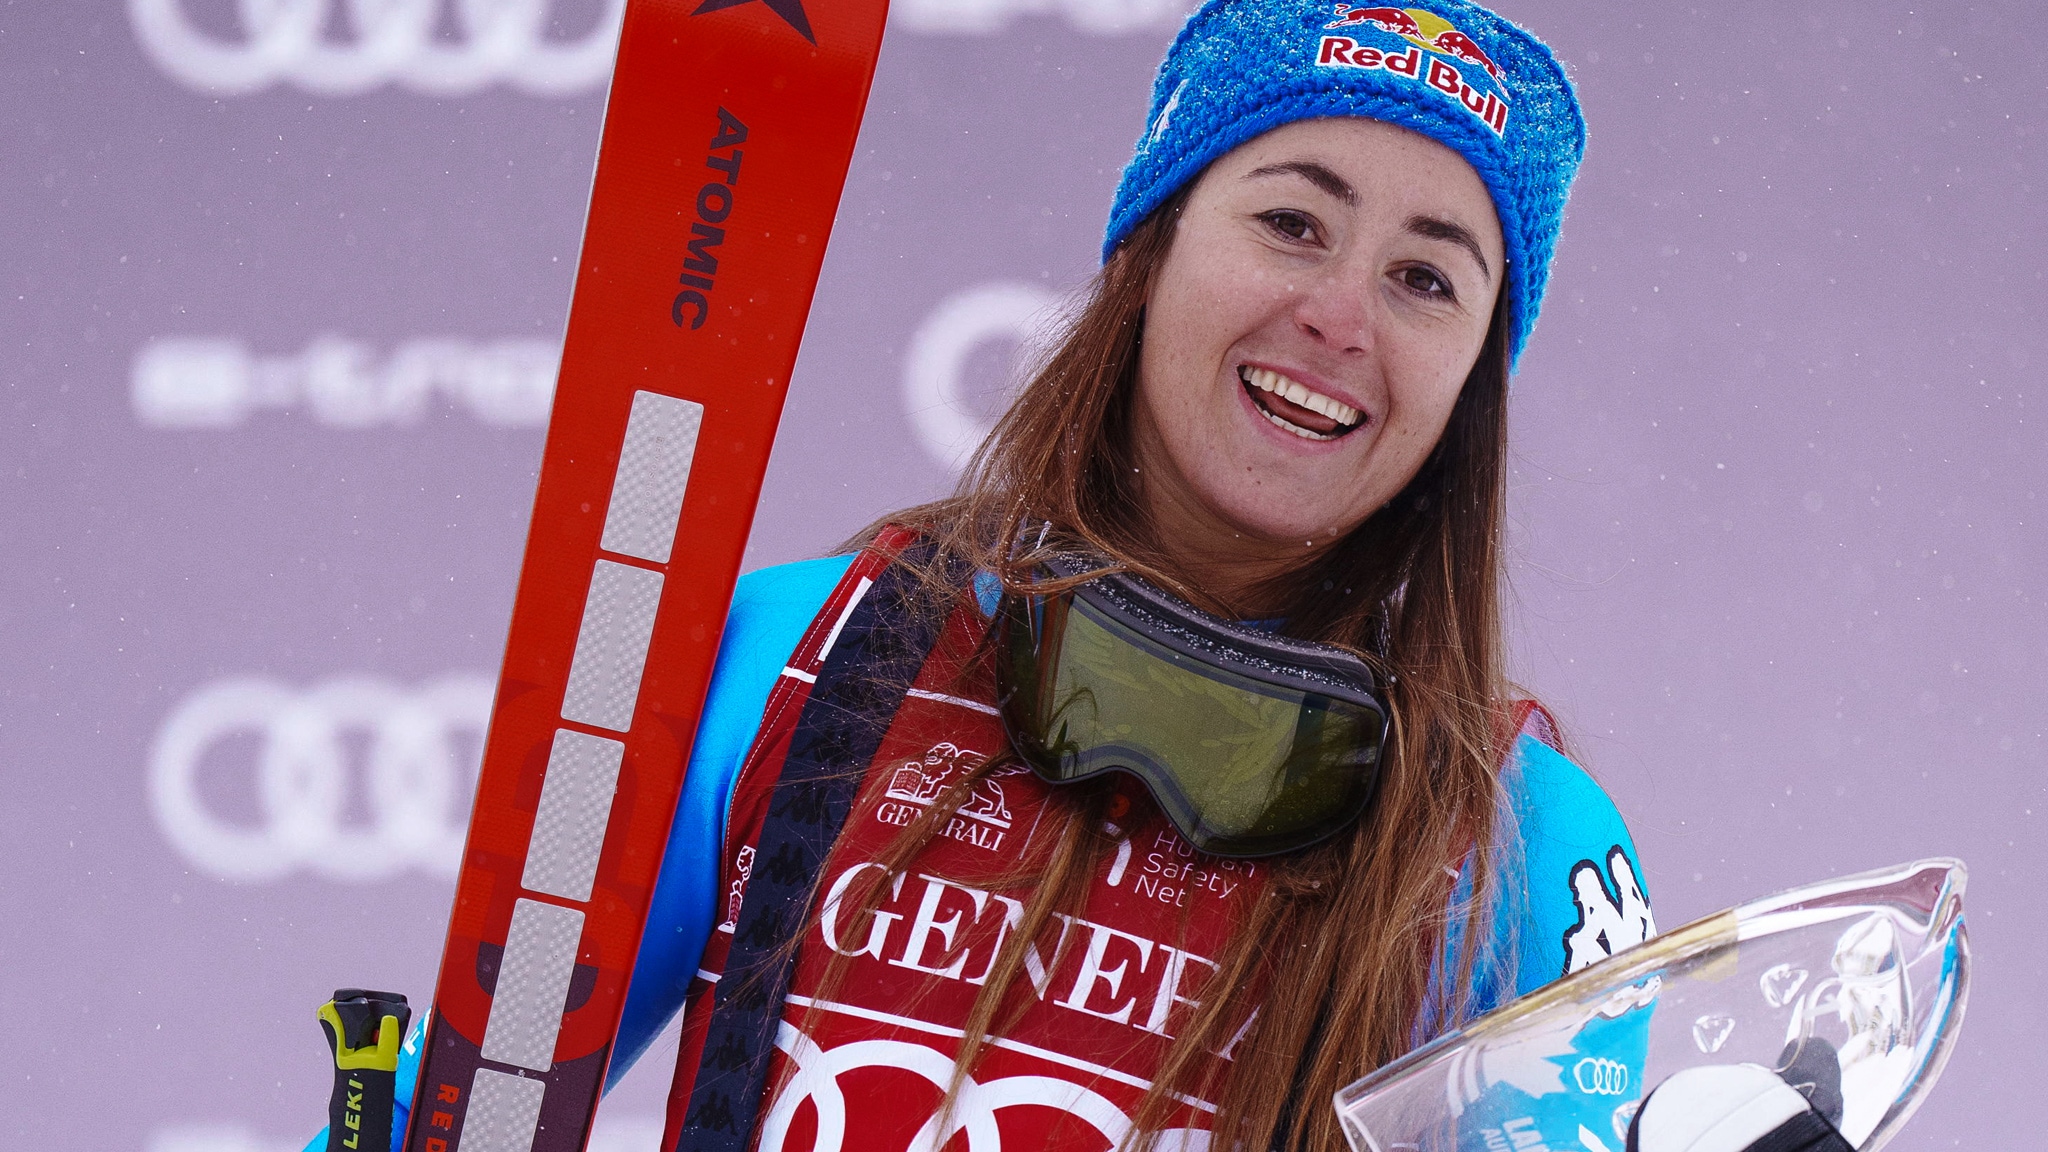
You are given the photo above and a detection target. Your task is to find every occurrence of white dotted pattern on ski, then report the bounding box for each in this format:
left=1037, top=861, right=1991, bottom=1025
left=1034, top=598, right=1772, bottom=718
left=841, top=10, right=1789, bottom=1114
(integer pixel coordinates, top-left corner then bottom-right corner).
left=560, top=560, right=665, bottom=732
left=463, top=1067, right=549, bottom=1152
left=522, top=730, right=627, bottom=903
left=600, top=391, right=704, bottom=565
left=480, top=898, right=586, bottom=1072
left=476, top=385, right=705, bottom=1123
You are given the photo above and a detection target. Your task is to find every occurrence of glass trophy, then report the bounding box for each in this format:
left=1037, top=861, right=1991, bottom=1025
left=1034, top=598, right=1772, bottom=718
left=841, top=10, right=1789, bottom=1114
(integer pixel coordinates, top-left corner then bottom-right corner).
left=1334, top=858, right=1968, bottom=1152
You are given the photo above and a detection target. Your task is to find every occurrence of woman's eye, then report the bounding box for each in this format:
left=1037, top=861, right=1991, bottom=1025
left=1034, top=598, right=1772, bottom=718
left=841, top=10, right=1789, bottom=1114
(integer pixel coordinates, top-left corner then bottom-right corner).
left=1259, top=210, right=1317, bottom=243
left=1399, top=265, right=1453, bottom=299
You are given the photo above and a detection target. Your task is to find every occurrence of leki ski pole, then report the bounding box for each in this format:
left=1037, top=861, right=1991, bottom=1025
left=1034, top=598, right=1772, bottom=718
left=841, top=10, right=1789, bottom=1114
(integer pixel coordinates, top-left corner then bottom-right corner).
left=320, top=989, right=414, bottom=1152
left=401, top=2, right=890, bottom=1151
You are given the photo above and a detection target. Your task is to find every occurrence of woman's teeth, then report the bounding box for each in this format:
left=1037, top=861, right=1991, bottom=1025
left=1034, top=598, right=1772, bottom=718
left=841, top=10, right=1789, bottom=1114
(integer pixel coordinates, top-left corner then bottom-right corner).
left=1239, top=366, right=1364, bottom=440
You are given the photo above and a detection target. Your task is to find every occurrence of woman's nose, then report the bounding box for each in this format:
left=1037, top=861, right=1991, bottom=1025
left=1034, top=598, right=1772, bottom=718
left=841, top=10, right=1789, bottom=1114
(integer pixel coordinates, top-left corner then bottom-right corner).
left=1290, top=264, right=1376, bottom=355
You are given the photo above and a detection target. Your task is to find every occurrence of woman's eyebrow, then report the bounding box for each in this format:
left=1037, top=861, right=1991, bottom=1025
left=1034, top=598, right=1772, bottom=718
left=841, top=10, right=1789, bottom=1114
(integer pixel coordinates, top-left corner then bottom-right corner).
left=1406, top=214, right=1491, bottom=280
left=1243, top=160, right=1356, bottom=205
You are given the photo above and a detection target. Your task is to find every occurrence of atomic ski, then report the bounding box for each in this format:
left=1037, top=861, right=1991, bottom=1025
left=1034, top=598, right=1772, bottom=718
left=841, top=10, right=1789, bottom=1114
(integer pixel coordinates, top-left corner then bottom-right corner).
left=402, top=2, right=890, bottom=1150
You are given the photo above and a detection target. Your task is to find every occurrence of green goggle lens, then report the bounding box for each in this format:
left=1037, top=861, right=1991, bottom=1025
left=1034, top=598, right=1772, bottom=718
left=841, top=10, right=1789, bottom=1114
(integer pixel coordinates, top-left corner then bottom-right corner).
left=997, top=571, right=1386, bottom=859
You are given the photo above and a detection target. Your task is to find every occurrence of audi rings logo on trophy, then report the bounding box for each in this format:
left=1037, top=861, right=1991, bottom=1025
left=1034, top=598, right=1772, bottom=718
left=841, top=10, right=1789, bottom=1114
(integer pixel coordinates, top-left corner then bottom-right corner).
left=1573, top=1056, right=1630, bottom=1097
left=128, top=0, right=626, bottom=96
left=149, top=675, right=492, bottom=882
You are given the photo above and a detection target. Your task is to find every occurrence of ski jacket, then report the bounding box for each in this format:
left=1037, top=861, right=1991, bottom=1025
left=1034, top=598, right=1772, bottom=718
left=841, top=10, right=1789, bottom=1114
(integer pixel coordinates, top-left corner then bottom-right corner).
left=642, top=533, right=1654, bottom=1152
left=665, top=532, right=1273, bottom=1151
left=305, top=543, right=1653, bottom=1152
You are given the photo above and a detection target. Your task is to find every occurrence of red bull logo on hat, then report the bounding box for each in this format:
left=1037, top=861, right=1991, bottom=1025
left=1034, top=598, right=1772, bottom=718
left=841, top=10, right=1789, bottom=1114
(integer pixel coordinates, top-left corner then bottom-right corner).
left=1318, top=6, right=1510, bottom=136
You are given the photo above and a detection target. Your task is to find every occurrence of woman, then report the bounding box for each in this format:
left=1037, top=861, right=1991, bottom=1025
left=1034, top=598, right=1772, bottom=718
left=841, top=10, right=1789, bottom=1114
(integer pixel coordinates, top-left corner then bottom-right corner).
left=621, top=2, right=1650, bottom=1150
left=325, top=1, right=1653, bottom=1149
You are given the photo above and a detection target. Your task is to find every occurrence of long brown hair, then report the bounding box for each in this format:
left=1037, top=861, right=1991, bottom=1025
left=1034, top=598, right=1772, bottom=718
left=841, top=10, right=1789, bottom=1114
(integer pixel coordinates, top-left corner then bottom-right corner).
left=831, top=183, right=1517, bottom=1152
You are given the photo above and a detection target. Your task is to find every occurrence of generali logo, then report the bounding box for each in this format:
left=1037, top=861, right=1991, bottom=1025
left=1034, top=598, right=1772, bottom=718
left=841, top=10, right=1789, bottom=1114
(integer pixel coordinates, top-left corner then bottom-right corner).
left=877, top=743, right=1020, bottom=851
left=1315, top=6, right=1510, bottom=136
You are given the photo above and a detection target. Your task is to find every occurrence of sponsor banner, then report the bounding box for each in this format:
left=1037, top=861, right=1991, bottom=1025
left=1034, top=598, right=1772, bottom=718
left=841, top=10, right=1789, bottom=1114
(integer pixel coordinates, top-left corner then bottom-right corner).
left=140, top=280, right=1060, bottom=472
left=891, top=0, right=1194, bottom=35
left=127, top=0, right=628, bottom=97
left=146, top=1115, right=664, bottom=1152
left=901, top=281, right=1063, bottom=472
left=129, top=0, right=1201, bottom=98
left=145, top=1127, right=302, bottom=1152
left=147, top=674, right=491, bottom=882
left=132, top=336, right=559, bottom=429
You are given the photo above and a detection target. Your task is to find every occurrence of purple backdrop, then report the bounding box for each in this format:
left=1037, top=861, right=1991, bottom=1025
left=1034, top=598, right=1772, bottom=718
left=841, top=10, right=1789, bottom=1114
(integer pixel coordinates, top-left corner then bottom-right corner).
left=1, top=2, right=2039, bottom=1149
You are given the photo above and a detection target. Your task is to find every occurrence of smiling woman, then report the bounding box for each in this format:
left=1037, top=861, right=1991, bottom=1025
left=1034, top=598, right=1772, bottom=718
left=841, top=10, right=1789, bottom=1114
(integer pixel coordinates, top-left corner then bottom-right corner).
left=305, top=3, right=1659, bottom=1152
left=604, top=4, right=1656, bottom=1152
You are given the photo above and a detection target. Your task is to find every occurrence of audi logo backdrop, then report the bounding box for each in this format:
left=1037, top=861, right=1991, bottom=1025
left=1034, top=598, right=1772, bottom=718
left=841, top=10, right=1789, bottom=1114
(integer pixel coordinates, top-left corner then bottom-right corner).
left=2, top=2, right=2040, bottom=1149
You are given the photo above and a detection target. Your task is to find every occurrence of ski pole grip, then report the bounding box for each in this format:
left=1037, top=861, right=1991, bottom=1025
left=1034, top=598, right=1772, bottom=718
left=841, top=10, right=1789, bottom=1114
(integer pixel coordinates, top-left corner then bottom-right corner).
left=318, top=988, right=412, bottom=1152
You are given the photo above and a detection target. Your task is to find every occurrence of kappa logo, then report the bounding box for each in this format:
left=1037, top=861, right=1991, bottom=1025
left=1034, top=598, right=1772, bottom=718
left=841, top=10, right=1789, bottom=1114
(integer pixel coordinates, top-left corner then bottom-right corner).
left=1315, top=6, right=1510, bottom=136
left=128, top=0, right=626, bottom=96
left=148, top=675, right=490, bottom=881
left=1561, top=845, right=1656, bottom=976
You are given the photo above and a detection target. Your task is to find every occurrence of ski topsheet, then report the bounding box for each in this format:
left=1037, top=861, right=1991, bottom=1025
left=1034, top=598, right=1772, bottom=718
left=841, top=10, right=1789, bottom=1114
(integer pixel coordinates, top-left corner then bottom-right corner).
left=404, top=3, right=889, bottom=1150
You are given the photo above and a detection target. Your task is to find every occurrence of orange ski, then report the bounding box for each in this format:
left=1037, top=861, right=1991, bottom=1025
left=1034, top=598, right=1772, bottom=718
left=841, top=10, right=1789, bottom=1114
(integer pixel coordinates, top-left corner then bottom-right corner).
left=403, top=2, right=889, bottom=1149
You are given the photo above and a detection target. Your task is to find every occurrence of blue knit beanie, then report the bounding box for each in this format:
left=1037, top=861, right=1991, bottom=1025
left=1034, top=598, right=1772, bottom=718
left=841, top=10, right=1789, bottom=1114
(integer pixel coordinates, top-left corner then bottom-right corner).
left=1105, top=0, right=1585, bottom=370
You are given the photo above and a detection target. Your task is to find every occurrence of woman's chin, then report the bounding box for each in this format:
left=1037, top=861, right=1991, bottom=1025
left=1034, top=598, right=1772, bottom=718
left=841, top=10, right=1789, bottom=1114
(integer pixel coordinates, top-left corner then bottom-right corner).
left=1189, top=452, right=1385, bottom=548
left=1197, top=495, right=1364, bottom=554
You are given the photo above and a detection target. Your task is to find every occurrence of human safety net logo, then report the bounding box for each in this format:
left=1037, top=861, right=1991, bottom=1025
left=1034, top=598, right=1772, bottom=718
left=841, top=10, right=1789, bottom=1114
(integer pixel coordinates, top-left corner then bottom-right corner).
left=1315, top=6, right=1510, bottom=136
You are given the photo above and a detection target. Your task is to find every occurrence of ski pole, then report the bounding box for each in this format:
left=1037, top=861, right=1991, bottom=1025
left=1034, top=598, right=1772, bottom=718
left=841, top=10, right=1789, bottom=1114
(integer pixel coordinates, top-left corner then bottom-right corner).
left=318, top=989, right=413, bottom=1152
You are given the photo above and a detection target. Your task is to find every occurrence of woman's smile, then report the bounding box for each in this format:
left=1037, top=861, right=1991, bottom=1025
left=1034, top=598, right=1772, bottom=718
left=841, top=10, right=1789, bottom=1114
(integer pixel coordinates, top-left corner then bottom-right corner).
left=1237, top=364, right=1368, bottom=441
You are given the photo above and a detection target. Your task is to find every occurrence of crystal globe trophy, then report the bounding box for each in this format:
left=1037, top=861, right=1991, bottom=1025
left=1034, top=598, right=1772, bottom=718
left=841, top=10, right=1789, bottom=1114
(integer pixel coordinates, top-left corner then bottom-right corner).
left=1334, top=858, right=1969, bottom=1152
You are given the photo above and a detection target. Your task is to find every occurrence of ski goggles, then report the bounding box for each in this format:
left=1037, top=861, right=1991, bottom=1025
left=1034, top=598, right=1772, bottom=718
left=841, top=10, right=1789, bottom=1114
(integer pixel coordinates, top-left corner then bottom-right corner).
left=995, top=553, right=1388, bottom=858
